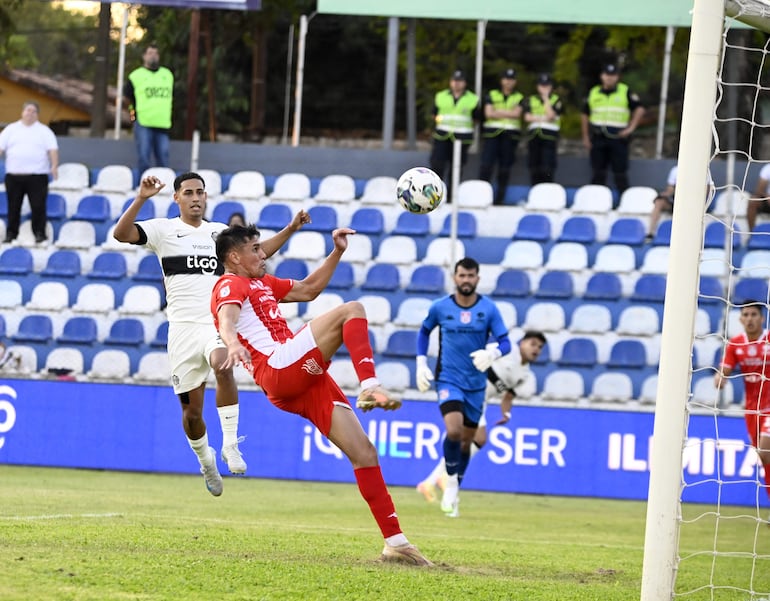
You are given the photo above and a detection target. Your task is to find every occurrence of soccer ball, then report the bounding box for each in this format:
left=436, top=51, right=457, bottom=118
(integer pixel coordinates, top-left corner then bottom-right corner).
left=396, top=167, right=444, bottom=214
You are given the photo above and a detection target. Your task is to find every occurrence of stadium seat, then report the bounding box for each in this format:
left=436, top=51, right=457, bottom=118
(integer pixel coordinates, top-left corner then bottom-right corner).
left=275, top=258, right=309, bottom=280
left=439, top=212, right=478, bottom=238
left=639, top=375, right=659, bottom=404
left=526, top=182, right=567, bottom=212
left=225, top=170, right=266, bottom=200
left=731, top=277, right=769, bottom=305
left=691, top=374, right=733, bottom=408
left=739, top=250, right=770, bottom=278
left=72, top=194, right=112, bottom=222
left=72, top=283, right=116, bottom=314
left=501, top=240, right=544, bottom=270
left=134, top=351, right=172, bottom=384
left=133, top=255, right=164, bottom=282
left=557, top=216, right=597, bottom=244
left=357, top=295, right=392, bottom=329
left=405, top=265, right=446, bottom=294
left=211, top=200, right=246, bottom=225
left=607, top=218, right=646, bottom=246
left=423, top=238, right=465, bottom=267
left=43, top=347, right=85, bottom=377
left=544, top=242, right=589, bottom=272
left=392, top=211, right=430, bottom=236
left=50, top=162, right=90, bottom=191
left=313, top=174, right=356, bottom=203
left=393, top=297, right=432, bottom=328
left=88, top=349, right=131, bottom=381
left=382, top=330, right=419, bottom=358
left=590, top=372, right=634, bottom=403
left=342, top=235, right=373, bottom=265
left=522, top=302, right=566, bottom=332
left=167, top=203, right=181, bottom=219
left=607, top=340, right=647, bottom=369
left=349, top=207, right=385, bottom=236
left=196, top=168, right=223, bottom=197
left=361, top=263, right=401, bottom=291
left=630, top=274, right=667, bottom=303
left=375, top=236, right=418, bottom=265
left=583, top=272, right=622, bottom=301
left=703, top=220, right=740, bottom=249
left=92, top=165, right=134, bottom=194
left=150, top=321, right=169, bottom=348
left=592, top=244, right=637, bottom=273
left=616, top=306, right=660, bottom=336
left=571, top=185, right=613, bottom=213
left=327, top=359, right=359, bottom=390
left=617, top=186, right=657, bottom=215
left=139, top=167, right=176, bottom=192
left=257, top=204, right=293, bottom=230
left=361, top=176, right=398, bottom=205
left=541, top=370, right=585, bottom=401
left=58, top=316, right=99, bottom=346
left=121, top=197, right=156, bottom=222
left=651, top=220, right=672, bottom=246
left=46, top=193, right=68, bottom=227
left=711, top=189, right=749, bottom=218
left=746, top=222, right=770, bottom=250
left=0, top=247, right=33, bottom=275
left=5, top=344, right=38, bottom=374
left=491, top=269, right=531, bottom=298
left=699, top=247, right=728, bottom=278
left=303, top=292, right=344, bottom=321
left=639, top=247, right=671, bottom=275
left=55, top=221, right=97, bottom=250
left=377, top=361, right=411, bottom=392
left=27, top=281, right=70, bottom=312
left=513, top=214, right=551, bottom=242
left=557, top=338, right=598, bottom=368
left=304, top=206, right=338, bottom=233
left=104, top=318, right=145, bottom=346
left=699, top=275, right=724, bottom=305
left=568, top=304, right=613, bottom=334
left=40, top=249, right=81, bottom=278
left=284, top=231, right=328, bottom=261
left=0, top=279, right=22, bottom=309
left=456, top=179, right=493, bottom=209
left=12, top=315, right=53, bottom=343
left=88, top=252, right=128, bottom=280
left=534, top=271, right=574, bottom=299
left=269, top=172, right=311, bottom=202
left=494, top=300, right=518, bottom=330
left=118, top=285, right=162, bottom=315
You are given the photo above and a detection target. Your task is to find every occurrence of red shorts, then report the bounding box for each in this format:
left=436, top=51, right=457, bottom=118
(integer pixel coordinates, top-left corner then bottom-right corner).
left=745, top=410, right=770, bottom=448
left=253, top=326, right=350, bottom=436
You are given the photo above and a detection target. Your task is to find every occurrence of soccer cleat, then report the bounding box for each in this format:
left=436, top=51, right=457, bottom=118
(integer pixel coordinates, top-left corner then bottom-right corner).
left=221, top=437, right=247, bottom=474
left=380, top=543, right=434, bottom=567
left=436, top=472, right=448, bottom=492
left=444, top=497, right=460, bottom=518
left=201, top=447, right=223, bottom=496
left=416, top=480, right=437, bottom=503
left=440, top=474, right=459, bottom=514
left=356, top=386, right=402, bottom=412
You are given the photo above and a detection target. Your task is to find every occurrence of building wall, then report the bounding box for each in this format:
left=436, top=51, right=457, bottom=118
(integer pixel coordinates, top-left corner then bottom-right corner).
left=0, top=77, right=90, bottom=128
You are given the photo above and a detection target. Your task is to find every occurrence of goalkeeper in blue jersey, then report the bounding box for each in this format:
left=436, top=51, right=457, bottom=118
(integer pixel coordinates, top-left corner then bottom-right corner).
left=415, top=257, right=511, bottom=517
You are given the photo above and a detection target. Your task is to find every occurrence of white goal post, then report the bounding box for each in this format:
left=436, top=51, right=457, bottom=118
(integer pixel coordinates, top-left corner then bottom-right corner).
left=641, top=1, right=770, bottom=599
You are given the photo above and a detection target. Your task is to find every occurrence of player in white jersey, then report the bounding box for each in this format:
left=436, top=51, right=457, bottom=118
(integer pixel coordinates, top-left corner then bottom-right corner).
left=415, top=330, right=546, bottom=508
left=114, top=172, right=309, bottom=496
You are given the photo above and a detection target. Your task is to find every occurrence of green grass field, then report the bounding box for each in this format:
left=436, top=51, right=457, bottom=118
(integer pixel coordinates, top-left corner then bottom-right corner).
left=1, top=465, right=768, bottom=600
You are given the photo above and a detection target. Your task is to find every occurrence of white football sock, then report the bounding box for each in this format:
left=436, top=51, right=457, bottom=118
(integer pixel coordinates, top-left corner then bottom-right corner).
left=217, top=404, right=239, bottom=447
left=188, top=432, right=212, bottom=466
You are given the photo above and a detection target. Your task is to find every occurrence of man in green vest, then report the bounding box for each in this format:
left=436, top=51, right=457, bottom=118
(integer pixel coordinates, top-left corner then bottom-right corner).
left=580, top=64, right=645, bottom=195
left=125, top=43, right=174, bottom=175
left=479, top=68, right=524, bottom=205
left=523, top=73, right=563, bottom=185
left=429, top=70, right=480, bottom=201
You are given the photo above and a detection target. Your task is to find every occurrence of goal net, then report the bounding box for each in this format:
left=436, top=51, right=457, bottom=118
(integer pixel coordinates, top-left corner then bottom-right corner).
left=641, top=0, right=770, bottom=599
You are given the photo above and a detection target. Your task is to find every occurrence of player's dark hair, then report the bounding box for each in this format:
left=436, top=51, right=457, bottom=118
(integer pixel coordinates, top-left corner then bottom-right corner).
left=522, top=330, right=547, bottom=345
left=174, top=171, right=206, bottom=191
left=215, top=224, right=260, bottom=263
left=740, top=300, right=766, bottom=313
left=454, top=257, right=479, bottom=273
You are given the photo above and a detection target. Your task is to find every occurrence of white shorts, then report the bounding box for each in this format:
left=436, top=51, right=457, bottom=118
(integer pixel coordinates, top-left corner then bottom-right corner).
left=167, top=321, right=224, bottom=394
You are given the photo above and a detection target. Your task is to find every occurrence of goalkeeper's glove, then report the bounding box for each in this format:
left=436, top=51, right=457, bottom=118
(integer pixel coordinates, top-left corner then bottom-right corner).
left=470, top=342, right=502, bottom=372
left=416, top=355, right=434, bottom=392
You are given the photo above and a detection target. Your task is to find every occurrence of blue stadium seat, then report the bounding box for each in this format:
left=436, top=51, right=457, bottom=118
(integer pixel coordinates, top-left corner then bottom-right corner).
left=133, top=255, right=164, bottom=282
left=0, top=247, right=34, bottom=275
left=104, top=318, right=145, bottom=346
left=327, top=261, right=355, bottom=290
left=212, top=200, right=246, bottom=225
left=349, top=208, right=385, bottom=236
left=47, top=193, right=68, bottom=234
left=747, top=223, right=770, bottom=250
left=167, top=203, right=180, bottom=219
left=72, top=194, right=111, bottom=222
left=0, top=191, right=7, bottom=217
left=257, top=203, right=292, bottom=230
left=151, top=321, right=169, bottom=348
left=704, top=221, right=740, bottom=249
left=304, top=206, right=338, bottom=233
left=699, top=275, right=724, bottom=305
left=40, top=250, right=81, bottom=278
left=57, top=316, right=98, bottom=345
left=0, top=315, right=5, bottom=339
left=607, top=340, right=647, bottom=369
left=440, top=212, right=477, bottom=238
left=513, top=214, right=551, bottom=242
left=607, top=218, right=646, bottom=246
left=382, top=330, right=418, bottom=358
left=652, top=220, right=673, bottom=246
left=405, top=265, right=445, bottom=294
left=558, top=338, right=598, bottom=368
left=88, top=252, right=128, bottom=280
left=491, top=269, right=530, bottom=298
left=535, top=271, right=574, bottom=299
left=275, top=258, right=309, bottom=280
left=122, top=197, right=156, bottom=221
left=583, top=272, right=622, bottom=301
left=631, top=274, right=667, bottom=303
left=732, top=277, right=768, bottom=305
left=557, top=216, right=597, bottom=244
left=392, top=212, right=430, bottom=236
left=361, top=263, right=400, bottom=292
left=12, top=315, right=53, bottom=343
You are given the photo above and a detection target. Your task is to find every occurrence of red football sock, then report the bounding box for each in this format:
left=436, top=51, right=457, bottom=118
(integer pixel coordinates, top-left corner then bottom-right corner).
left=343, top=317, right=376, bottom=382
left=354, top=465, right=402, bottom=538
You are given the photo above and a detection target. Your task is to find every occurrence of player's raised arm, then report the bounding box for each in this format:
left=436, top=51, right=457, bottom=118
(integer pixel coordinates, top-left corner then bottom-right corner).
left=260, top=209, right=311, bottom=258
left=283, top=228, right=352, bottom=302
left=114, top=176, right=165, bottom=243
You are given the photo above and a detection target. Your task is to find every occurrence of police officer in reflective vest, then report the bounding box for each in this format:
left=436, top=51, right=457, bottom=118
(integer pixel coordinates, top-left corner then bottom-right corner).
left=125, top=43, right=174, bottom=175
left=523, top=73, right=563, bottom=185
left=479, top=68, right=523, bottom=205
left=429, top=70, right=480, bottom=200
left=580, top=64, right=645, bottom=195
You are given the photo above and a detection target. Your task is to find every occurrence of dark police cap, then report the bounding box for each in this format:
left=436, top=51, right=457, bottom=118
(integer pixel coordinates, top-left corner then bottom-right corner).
left=502, top=68, right=517, bottom=79
left=537, top=73, right=553, bottom=85
left=451, top=70, right=466, bottom=81
left=602, top=64, right=619, bottom=75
